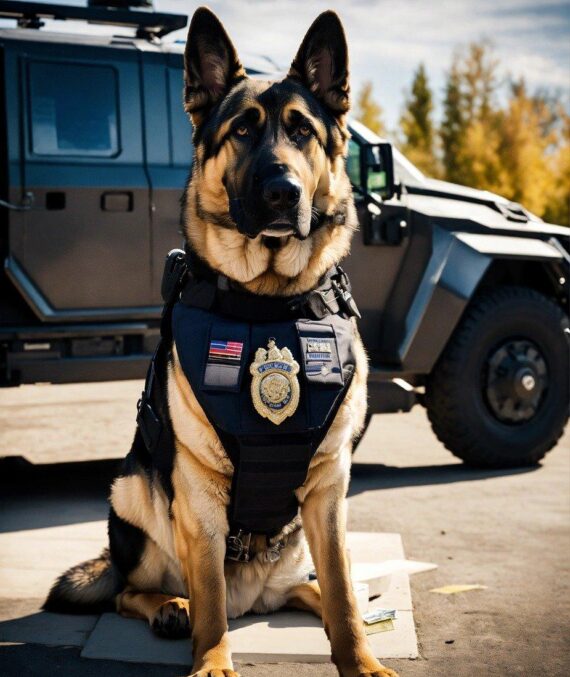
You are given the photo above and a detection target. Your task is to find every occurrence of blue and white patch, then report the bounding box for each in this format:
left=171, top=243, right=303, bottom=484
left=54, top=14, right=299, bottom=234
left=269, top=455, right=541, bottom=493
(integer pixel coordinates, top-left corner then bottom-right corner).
left=306, top=339, right=332, bottom=362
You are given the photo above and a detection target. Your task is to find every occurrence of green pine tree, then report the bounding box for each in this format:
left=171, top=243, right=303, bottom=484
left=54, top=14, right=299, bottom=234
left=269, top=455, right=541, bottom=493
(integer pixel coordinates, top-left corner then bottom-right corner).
left=400, top=63, right=438, bottom=175
left=440, top=55, right=466, bottom=183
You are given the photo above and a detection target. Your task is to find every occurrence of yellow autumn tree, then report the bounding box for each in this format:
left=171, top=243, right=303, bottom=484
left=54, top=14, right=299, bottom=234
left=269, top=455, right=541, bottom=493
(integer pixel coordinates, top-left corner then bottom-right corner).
left=403, top=41, right=570, bottom=225
left=497, top=81, right=557, bottom=216
left=354, top=80, right=386, bottom=137
left=455, top=116, right=508, bottom=194
left=447, top=42, right=509, bottom=194
left=543, top=111, right=570, bottom=226
left=400, top=63, right=440, bottom=176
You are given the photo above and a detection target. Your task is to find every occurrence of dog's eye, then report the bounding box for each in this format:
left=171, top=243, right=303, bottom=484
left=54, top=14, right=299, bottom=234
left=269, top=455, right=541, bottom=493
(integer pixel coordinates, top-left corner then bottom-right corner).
left=298, top=124, right=312, bottom=137
left=235, top=125, right=249, bottom=137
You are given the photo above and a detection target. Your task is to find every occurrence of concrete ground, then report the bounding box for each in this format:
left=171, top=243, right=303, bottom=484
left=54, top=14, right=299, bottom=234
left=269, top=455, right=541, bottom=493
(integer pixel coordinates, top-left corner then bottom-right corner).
left=1, top=380, right=569, bottom=676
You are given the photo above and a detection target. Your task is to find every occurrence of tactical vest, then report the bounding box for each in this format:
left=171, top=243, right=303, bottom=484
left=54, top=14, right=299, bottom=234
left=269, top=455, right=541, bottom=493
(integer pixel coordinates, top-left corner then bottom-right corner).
left=137, top=249, right=360, bottom=562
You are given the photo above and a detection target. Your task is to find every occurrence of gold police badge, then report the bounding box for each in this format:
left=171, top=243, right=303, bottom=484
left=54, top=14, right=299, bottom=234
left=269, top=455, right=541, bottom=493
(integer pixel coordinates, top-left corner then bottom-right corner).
left=250, top=339, right=300, bottom=425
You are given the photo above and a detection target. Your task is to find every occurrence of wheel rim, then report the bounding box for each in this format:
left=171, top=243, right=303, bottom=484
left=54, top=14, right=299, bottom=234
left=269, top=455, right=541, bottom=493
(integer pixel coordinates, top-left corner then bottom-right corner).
left=484, top=339, right=548, bottom=424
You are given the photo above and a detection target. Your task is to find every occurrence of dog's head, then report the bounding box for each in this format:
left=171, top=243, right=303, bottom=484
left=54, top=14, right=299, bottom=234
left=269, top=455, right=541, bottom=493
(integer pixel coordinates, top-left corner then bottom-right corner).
left=183, top=7, right=356, bottom=295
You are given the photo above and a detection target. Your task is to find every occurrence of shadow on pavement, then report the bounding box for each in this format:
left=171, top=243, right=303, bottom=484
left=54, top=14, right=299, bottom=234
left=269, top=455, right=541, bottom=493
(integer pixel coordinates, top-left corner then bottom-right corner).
left=0, top=456, right=120, bottom=497
left=0, top=457, right=119, bottom=533
left=348, top=461, right=537, bottom=496
left=0, top=455, right=538, bottom=532
left=0, top=643, right=183, bottom=677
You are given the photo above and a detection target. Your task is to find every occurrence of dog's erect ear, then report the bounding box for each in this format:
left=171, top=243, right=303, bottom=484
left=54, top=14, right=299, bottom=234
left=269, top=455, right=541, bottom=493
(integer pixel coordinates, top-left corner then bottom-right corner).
left=287, top=11, right=350, bottom=117
left=184, top=7, right=246, bottom=125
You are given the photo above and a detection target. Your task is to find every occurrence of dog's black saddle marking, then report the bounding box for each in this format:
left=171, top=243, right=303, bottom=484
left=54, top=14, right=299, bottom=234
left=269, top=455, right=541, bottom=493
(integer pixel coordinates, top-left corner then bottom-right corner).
left=137, top=248, right=360, bottom=562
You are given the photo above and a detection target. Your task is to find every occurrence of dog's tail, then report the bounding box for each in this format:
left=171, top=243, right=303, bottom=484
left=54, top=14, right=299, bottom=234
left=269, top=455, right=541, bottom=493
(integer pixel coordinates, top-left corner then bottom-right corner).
left=43, top=548, right=119, bottom=614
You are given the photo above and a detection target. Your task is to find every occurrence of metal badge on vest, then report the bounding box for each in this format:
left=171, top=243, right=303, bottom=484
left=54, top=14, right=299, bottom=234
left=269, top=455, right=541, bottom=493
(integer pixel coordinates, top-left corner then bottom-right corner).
left=250, top=339, right=300, bottom=425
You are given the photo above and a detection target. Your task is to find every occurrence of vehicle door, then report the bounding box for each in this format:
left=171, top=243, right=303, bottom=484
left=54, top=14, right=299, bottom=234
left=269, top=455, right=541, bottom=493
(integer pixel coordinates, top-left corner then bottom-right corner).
left=343, top=136, right=415, bottom=364
left=10, top=41, right=153, bottom=320
left=142, top=51, right=190, bottom=304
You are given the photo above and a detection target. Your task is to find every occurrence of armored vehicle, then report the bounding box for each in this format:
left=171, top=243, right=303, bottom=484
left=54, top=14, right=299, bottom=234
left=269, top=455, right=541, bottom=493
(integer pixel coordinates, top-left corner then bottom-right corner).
left=1, top=2, right=568, bottom=468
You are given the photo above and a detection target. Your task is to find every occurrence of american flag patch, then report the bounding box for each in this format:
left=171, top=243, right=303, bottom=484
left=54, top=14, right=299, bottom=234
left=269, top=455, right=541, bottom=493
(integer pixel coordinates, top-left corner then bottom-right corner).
left=208, top=340, right=243, bottom=364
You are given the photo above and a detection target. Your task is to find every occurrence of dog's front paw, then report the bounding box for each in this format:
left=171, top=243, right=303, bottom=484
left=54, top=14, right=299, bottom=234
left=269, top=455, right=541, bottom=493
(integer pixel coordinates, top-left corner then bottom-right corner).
left=357, top=669, right=399, bottom=677
left=189, top=670, right=240, bottom=677
left=151, top=598, right=190, bottom=639
left=339, top=661, right=399, bottom=677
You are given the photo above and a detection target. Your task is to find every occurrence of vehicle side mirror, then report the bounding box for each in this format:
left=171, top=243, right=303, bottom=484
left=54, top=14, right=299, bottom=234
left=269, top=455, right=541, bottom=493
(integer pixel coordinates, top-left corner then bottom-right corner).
left=347, top=138, right=395, bottom=201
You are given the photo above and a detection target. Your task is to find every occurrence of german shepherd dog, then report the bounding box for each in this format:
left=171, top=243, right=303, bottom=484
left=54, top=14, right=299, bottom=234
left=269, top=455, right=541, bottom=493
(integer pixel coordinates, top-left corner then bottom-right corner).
left=45, top=8, right=398, bottom=677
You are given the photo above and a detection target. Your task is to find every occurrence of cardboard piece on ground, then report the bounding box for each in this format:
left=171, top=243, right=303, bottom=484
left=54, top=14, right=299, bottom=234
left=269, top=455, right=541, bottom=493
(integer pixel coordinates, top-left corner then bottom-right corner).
left=351, top=559, right=437, bottom=581
left=351, top=563, right=391, bottom=598
left=82, top=606, right=418, bottom=664
left=81, top=532, right=420, bottom=664
left=0, top=611, right=98, bottom=648
left=353, top=581, right=370, bottom=613
left=366, top=571, right=411, bottom=611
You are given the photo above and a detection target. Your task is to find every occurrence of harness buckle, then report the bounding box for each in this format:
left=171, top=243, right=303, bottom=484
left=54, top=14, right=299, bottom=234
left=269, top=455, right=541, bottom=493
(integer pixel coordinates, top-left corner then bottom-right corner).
left=331, top=279, right=361, bottom=319
left=263, top=539, right=286, bottom=563
left=225, top=530, right=252, bottom=563
left=161, top=249, right=187, bottom=305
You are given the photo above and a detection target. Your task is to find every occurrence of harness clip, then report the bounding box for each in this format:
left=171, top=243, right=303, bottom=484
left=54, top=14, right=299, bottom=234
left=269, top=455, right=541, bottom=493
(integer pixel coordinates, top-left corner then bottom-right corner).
left=161, top=249, right=187, bottom=305
left=331, top=267, right=361, bottom=319
left=331, top=279, right=361, bottom=319
left=226, top=530, right=252, bottom=563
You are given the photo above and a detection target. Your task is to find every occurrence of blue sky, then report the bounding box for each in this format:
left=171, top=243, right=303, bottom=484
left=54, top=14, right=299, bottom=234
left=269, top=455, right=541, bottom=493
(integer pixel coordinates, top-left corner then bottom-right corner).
left=7, top=1, right=570, bottom=129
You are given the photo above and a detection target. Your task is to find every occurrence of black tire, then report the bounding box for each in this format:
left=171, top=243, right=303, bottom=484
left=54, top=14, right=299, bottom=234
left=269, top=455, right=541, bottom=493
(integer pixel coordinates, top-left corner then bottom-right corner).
left=425, top=286, right=569, bottom=468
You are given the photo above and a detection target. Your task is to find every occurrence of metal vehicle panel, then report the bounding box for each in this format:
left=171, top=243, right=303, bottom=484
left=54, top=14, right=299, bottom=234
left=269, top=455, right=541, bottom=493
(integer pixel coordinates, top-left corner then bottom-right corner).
left=4, top=34, right=154, bottom=316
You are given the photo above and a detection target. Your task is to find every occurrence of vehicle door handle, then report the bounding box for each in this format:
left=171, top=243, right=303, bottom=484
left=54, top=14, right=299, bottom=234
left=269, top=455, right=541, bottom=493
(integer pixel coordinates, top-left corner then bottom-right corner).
left=0, top=191, right=34, bottom=211
left=101, top=192, right=133, bottom=212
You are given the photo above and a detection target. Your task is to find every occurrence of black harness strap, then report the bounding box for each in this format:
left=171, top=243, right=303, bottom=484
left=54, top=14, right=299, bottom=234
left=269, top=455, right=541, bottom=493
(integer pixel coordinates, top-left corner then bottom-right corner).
left=181, top=249, right=360, bottom=322
left=136, top=250, right=187, bottom=505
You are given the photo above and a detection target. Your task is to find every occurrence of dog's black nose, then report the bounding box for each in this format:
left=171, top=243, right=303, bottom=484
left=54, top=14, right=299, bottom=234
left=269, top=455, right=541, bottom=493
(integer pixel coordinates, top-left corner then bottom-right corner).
left=262, top=176, right=301, bottom=211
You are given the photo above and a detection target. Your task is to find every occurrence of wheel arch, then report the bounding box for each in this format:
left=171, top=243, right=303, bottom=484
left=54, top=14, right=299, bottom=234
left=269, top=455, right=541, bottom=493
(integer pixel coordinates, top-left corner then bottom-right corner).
left=397, top=228, right=568, bottom=376
left=476, top=257, right=568, bottom=306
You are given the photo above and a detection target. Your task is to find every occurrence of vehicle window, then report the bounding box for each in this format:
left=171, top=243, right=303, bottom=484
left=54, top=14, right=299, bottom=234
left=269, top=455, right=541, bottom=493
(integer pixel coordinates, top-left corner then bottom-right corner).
left=347, top=139, right=388, bottom=195
left=29, top=62, right=119, bottom=157
left=346, top=138, right=361, bottom=187
left=365, top=145, right=388, bottom=193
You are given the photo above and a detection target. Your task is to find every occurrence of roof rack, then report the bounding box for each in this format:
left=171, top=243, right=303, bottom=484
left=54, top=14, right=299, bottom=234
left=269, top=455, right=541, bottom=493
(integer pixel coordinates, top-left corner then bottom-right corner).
left=0, top=1, right=187, bottom=39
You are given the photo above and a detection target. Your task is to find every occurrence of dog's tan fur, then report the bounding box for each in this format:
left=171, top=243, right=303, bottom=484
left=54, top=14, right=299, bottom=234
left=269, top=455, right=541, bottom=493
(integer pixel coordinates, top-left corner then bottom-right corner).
left=46, top=7, right=398, bottom=676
